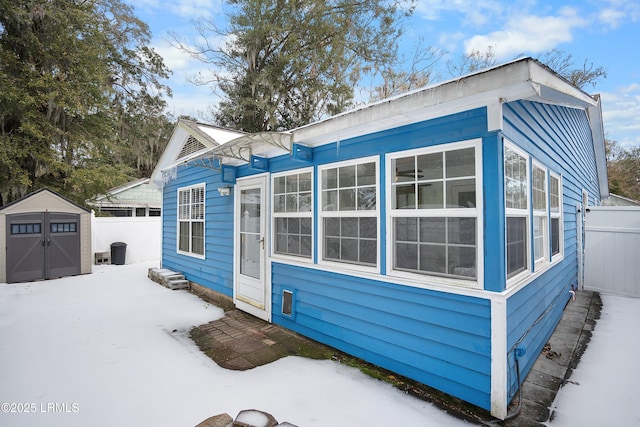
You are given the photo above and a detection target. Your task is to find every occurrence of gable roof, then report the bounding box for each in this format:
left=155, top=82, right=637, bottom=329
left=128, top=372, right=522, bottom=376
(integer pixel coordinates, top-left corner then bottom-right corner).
left=153, top=58, right=608, bottom=197
left=150, top=119, right=245, bottom=186
left=0, top=188, right=90, bottom=214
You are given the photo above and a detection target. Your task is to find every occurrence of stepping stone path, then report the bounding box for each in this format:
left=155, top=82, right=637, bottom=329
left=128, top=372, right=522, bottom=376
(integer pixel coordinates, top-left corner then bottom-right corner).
left=195, top=409, right=297, bottom=427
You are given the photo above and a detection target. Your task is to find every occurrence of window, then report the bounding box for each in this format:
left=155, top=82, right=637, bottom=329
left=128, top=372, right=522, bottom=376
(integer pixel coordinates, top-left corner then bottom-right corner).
left=319, top=158, right=378, bottom=267
left=178, top=184, right=205, bottom=257
left=11, top=223, right=41, bottom=235
left=149, top=208, right=162, bottom=217
left=135, top=208, right=147, bottom=217
left=50, top=222, right=77, bottom=233
left=272, top=169, right=313, bottom=259
left=550, top=173, right=562, bottom=257
left=505, top=145, right=529, bottom=279
left=532, top=164, right=548, bottom=265
left=389, top=142, right=480, bottom=281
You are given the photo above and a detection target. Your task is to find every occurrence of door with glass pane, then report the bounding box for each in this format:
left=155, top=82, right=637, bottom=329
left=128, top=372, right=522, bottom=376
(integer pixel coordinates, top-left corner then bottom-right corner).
left=234, top=175, right=270, bottom=321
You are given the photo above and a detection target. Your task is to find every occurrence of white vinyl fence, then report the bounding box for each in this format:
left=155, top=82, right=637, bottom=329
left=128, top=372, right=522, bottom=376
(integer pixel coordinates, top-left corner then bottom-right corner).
left=584, top=206, right=640, bottom=298
left=91, top=213, right=161, bottom=265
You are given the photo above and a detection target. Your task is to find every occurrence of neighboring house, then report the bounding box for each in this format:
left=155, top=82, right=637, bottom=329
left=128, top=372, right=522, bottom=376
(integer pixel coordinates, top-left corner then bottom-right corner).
left=602, top=193, right=640, bottom=206
left=88, top=178, right=162, bottom=217
left=150, top=58, right=608, bottom=419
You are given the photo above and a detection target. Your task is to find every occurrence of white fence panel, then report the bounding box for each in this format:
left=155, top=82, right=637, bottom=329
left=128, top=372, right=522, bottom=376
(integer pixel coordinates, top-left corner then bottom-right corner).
left=584, top=206, right=640, bottom=298
left=91, top=214, right=161, bottom=264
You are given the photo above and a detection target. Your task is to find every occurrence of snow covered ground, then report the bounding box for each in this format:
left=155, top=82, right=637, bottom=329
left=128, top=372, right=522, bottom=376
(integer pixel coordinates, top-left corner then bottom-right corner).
left=546, top=293, right=640, bottom=426
left=0, top=262, right=466, bottom=427
left=1, top=262, right=638, bottom=427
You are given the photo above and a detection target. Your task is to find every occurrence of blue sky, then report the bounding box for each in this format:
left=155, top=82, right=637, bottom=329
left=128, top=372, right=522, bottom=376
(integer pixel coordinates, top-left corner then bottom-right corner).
left=127, top=0, right=640, bottom=147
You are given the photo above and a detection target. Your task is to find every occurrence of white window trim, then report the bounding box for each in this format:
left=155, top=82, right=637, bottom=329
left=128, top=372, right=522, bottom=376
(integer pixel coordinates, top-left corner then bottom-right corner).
left=385, top=139, right=484, bottom=290
left=532, top=161, right=549, bottom=269
left=505, top=143, right=530, bottom=287
left=270, top=167, right=314, bottom=264
left=176, top=183, right=206, bottom=259
left=317, top=156, right=380, bottom=274
left=550, top=172, right=564, bottom=263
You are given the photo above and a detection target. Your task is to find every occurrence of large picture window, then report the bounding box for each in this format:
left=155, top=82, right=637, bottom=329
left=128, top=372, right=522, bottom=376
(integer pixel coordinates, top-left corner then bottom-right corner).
left=505, top=146, right=529, bottom=279
left=319, top=158, right=378, bottom=267
left=178, top=184, right=205, bottom=257
left=272, top=169, right=313, bottom=259
left=389, top=142, right=480, bottom=281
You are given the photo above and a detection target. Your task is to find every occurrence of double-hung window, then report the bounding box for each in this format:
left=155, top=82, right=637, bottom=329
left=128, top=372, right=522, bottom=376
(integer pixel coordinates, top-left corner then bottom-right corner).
left=178, top=184, right=205, bottom=257
left=505, top=145, right=529, bottom=280
left=319, top=158, right=378, bottom=268
left=272, top=169, right=313, bottom=259
left=532, top=164, right=548, bottom=265
left=389, top=141, right=480, bottom=282
left=550, top=173, right=562, bottom=258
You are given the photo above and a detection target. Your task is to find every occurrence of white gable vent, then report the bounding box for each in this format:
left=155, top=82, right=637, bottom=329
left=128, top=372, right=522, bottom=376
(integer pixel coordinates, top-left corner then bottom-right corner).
left=177, top=136, right=206, bottom=160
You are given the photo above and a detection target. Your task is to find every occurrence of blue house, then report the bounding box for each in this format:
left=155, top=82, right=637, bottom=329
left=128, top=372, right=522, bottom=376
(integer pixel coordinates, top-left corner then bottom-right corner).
left=151, top=58, right=608, bottom=419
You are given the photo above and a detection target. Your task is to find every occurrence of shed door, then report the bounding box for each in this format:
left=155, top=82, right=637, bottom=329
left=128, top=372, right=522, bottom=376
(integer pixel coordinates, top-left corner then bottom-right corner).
left=6, top=212, right=80, bottom=283
left=234, top=175, right=270, bottom=321
left=6, top=213, right=45, bottom=283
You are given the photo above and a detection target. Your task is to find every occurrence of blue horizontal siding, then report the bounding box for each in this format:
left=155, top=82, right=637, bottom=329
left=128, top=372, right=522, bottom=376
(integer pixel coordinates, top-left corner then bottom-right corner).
left=271, top=262, right=493, bottom=410
left=162, top=163, right=234, bottom=297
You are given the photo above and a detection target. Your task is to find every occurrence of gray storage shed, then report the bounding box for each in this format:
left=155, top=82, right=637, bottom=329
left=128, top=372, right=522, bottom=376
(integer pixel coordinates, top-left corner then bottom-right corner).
left=0, top=188, right=92, bottom=283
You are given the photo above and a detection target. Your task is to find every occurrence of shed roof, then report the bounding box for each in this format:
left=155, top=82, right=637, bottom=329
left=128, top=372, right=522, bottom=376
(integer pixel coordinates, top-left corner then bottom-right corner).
left=0, top=188, right=90, bottom=214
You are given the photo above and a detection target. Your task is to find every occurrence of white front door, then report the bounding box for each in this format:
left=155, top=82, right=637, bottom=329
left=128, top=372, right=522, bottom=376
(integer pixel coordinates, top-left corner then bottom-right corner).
left=234, top=175, right=270, bottom=321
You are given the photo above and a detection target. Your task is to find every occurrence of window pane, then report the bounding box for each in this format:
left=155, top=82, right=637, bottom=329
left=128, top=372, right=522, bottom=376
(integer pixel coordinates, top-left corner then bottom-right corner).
left=300, top=236, right=312, bottom=257
left=301, top=218, right=312, bottom=235
left=323, top=169, right=337, bottom=189
left=325, top=218, right=340, bottom=236
left=274, top=195, right=286, bottom=212
left=299, top=192, right=312, bottom=212
left=550, top=176, right=560, bottom=213
left=285, top=193, right=298, bottom=212
left=551, top=218, right=560, bottom=256
left=533, top=167, right=546, bottom=211
left=323, top=190, right=337, bottom=211
left=179, top=222, right=189, bottom=252
left=446, top=178, right=476, bottom=208
left=505, top=148, right=527, bottom=210
left=325, top=237, right=340, bottom=259
left=339, top=188, right=355, bottom=210
left=360, top=217, right=377, bottom=239
left=192, top=222, right=204, bottom=255
left=276, top=218, right=287, bottom=233
left=395, top=184, right=415, bottom=209
left=286, top=174, right=298, bottom=192
left=448, top=246, right=476, bottom=278
left=299, top=172, right=312, bottom=191
left=276, top=233, right=287, bottom=253
left=446, top=148, right=475, bottom=178
left=396, top=217, right=418, bottom=242
left=274, top=176, right=286, bottom=194
left=448, top=218, right=476, bottom=245
left=420, top=244, right=446, bottom=274
left=287, top=217, right=300, bottom=234
left=394, top=157, right=415, bottom=183
left=357, top=162, right=376, bottom=186
left=342, top=217, right=358, bottom=237
left=396, top=242, right=418, bottom=270
left=418, top=181, right=443, bottom=209
left=419, top=218, right=445, bottom=243
left=418, top=152, right=443, bottom=180
left=360, top=239, right=377, bottom=264
left=288, top=235, right=300, bottom=254
left=507, top=217, right=527, bottom=278
left=339, top=165, right=356, bottom=187
left=358, top=187, right=376, bottom=210
left=340, top=238, right=358, bottom=262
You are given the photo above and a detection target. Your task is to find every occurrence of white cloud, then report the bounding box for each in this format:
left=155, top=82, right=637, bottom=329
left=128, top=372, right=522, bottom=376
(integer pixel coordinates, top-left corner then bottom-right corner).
left=415, top=0, right=506, bottom=26
left=464, top=7, right=588, bottom=59
left=597, top=0, right=640, bottom=28
left=601, top=83, right=640, bottom=147
left=598, top=8, right=626, bottom=29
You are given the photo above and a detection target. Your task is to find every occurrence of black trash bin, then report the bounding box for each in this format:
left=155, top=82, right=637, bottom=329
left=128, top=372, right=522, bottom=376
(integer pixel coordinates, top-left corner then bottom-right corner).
left=110, top=242, right=127, bottom=265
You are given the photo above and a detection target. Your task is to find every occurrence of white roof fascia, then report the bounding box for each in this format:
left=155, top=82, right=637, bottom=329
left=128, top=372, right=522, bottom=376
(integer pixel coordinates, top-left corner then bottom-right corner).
left=587, top=94, right=609, bottom=199
left=293, top=59, right=599, bottom=147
